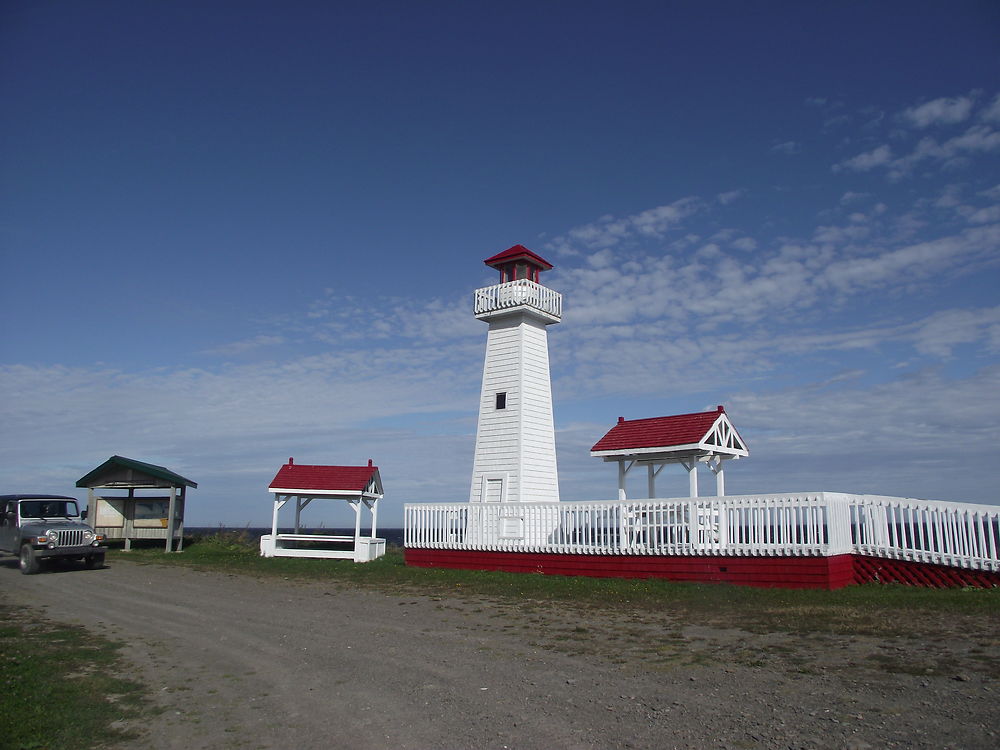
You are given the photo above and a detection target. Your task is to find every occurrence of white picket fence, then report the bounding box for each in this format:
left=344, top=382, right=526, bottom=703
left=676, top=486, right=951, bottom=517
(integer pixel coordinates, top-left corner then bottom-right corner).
left=404, top=492, right=1000, bottom=572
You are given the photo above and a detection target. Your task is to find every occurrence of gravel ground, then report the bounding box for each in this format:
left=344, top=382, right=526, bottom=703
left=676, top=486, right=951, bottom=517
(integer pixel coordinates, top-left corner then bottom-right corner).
left=2, top=557, right=997, bottom=750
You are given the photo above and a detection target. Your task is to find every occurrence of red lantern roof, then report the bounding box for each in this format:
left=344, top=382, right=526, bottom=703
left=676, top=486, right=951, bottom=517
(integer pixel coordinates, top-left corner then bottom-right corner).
left=483, top=244, right=554, bottom=271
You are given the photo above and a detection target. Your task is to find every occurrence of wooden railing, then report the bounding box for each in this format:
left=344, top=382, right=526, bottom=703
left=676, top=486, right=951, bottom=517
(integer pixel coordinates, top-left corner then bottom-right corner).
left=404, top=493, right=1000, bottom=572
left=474, top=279, right=562, bottom=319
left=849, top=495, right=1000, bottom=570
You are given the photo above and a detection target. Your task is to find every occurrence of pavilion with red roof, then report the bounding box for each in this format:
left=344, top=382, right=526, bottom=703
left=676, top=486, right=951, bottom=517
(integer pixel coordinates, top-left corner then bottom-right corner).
left=259, top=458, right=385, bottom=562
left=590, top=406, right=748, bottom=499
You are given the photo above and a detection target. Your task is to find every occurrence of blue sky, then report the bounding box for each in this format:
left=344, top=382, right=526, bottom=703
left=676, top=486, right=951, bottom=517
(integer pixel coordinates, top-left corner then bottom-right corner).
left=2, top=1, right=999, bottom=527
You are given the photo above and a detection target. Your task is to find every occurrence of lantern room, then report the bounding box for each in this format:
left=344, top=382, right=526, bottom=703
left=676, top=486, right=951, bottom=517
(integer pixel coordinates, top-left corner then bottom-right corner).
left=484, top=244, right=554, bottom=284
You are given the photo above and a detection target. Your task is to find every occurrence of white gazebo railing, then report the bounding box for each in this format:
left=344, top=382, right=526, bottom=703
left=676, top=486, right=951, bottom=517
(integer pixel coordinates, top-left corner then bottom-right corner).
left=474, top=279, right=562, bottom=320
left=405, top=493, right=1000, bottom=572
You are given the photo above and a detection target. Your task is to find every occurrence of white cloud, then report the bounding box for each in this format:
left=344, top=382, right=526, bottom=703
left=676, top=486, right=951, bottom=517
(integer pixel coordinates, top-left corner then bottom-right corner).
left=770, top=141, right=800, bottom=155
left=834, top=144, right=892, bottom=172
left=979, top=184, right=1000, bottom=200
left=203, top=334, right=285, bottom=356
left=840, top=191, right=870, bottom=205
left=901, top=95, right=974, bottom=128
left=981, top=93, right=1000, bottom=123
left=819, top=224, right=1000, bottom=294
left=717, top=190, right=744, bottom=205
left=546, top=197, right=704, bottom=254
left=910, top=307, right=1000, bottom=357
left=725, top=366, right=1000, bottom=503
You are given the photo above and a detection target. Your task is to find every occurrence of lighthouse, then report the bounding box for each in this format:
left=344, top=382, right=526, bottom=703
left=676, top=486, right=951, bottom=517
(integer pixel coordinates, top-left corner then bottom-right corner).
left=469, top=245, right=562, bottom=505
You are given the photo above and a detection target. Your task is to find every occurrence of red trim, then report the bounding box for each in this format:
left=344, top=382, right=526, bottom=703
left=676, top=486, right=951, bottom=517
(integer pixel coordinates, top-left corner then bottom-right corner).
left=404, top=549, right=1000, bottom=590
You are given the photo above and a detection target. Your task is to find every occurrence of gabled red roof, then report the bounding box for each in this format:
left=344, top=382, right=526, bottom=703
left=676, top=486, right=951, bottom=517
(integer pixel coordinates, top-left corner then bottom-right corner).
left=591, top=407, right=727, bottom=452
left=483, top=244, right=554, bottom=271
left=268, top=459, right=379, bottom=493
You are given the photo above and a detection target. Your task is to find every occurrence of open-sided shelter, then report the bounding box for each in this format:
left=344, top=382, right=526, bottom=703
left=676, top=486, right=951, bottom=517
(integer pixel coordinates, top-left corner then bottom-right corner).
left=259, top=458, right=385, bottom=562
left=76, top=455, right=197, bottom=552
left=591, top=406, right=748, bottom=499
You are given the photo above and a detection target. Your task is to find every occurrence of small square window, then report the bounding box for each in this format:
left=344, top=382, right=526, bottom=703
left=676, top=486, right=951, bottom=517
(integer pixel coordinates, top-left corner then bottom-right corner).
left=495, top=392, right=507, bottom=409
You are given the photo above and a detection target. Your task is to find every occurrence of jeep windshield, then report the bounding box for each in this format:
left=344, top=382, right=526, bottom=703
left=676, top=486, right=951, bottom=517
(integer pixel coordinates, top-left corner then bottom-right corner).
left=19, top=500, right=79, bottom=519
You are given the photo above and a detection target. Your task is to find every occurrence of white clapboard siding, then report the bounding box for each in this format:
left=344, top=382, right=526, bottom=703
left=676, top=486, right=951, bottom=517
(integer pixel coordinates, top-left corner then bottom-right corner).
left=470, top=305, right=560, bottom=504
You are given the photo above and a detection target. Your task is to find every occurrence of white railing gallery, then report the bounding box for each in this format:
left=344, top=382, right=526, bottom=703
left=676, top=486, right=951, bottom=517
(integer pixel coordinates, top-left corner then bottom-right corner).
left=404, top=492, right=1000, bottom=572
left=474, top=279, right=563, bottom=319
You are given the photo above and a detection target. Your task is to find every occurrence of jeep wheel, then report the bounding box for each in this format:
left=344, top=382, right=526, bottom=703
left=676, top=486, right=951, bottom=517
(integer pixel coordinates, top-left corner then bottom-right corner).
left=19, top=544, right=40, bottom=575
left=85, top=553, right=105, bottom=570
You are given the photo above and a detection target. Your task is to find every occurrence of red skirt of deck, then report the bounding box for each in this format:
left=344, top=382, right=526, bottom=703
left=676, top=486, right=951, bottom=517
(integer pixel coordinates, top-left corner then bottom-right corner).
left=404, top=549, right=1000, bottom=590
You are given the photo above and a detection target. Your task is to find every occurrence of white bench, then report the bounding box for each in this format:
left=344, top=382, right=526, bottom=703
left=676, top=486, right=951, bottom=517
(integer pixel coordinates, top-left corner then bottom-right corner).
left=259, top=533, right=386, bottom=562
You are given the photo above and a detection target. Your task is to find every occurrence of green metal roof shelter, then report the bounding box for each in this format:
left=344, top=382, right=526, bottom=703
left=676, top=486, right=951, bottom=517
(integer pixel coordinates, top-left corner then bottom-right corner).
left=76, top=456, right=197, bottom=552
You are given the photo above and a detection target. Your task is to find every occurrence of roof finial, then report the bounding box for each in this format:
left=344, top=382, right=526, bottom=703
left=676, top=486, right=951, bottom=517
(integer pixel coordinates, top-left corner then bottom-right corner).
left=618, top=416, right=625, bottom=423
left=288, top=457, right=294, bottom=465
left=717, top=405, right=725, bottom=413
left=368, top=458, right=373, bottom=467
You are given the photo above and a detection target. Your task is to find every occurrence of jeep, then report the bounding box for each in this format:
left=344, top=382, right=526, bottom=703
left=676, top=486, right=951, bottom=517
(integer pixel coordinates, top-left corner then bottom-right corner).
left=0, top=494, right=106, bottom=575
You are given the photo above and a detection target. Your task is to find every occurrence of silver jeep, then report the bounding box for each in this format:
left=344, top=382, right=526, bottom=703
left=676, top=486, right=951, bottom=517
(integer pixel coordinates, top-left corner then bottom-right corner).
left=0, top=495, right=106, bottom=575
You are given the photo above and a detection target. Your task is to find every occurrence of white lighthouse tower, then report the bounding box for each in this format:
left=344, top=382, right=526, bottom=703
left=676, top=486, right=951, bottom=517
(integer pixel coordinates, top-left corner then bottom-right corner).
left=469, top=245, right=562, bottom=506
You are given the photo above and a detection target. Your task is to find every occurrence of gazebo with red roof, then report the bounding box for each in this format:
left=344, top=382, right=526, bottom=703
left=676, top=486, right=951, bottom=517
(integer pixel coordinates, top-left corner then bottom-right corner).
left=259, top=458, right=385, bottom=562
left=590, top=406, right=748, bottom=499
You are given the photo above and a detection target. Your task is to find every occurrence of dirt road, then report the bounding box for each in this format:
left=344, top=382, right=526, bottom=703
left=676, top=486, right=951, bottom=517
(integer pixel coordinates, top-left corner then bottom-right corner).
left=2, top=557, right=997, bottom=749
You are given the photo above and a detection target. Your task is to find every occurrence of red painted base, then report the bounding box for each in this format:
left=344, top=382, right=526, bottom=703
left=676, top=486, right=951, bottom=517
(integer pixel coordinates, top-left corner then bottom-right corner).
left=404, top=549, right=1000, bottom=590
left=851, top=555, right=1000, bottom=588
left=404, top=548, right=857, bottom=589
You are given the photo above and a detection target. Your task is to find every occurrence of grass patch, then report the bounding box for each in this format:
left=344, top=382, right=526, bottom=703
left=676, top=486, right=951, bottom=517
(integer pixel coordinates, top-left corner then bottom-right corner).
left=0, top=604, right=151, bottom=750
left=112, top=530, right=1000, bottom=638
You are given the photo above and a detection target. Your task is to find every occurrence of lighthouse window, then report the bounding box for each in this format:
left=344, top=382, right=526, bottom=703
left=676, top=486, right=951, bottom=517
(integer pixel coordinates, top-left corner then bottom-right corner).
left=515, top=263, right=528, bottom=280
left=495, top=392, right=507, bottom=410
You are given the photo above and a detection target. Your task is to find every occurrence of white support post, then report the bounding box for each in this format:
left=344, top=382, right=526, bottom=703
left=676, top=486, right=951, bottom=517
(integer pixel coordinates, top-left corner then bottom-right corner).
left=647, top=464, right=655, bottom=499
left=294, top=498, right=302, bottom=534
left=370, top=498, right=379, bottom=539
left=617, top=460, right=636, bottom=501
left=686, top=460, right=699, bottom=498
left=708, top=457, right=726, bottom=497
left=271, top=495, right=286, bottom=536
left=352, top=499, right=361, bottom=542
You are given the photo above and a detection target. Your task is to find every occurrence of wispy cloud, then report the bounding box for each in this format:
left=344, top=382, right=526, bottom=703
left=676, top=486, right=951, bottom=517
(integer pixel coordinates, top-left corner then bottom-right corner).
left=770, top=140, right=800, bottom=155
left=834, top=144, right=892, bottom=172
left=203, top=335, right=285, bottom=356
left=833, top=92, right=1000, bottom=180
left=901, top=95, right=975, bottom=128
left=545, top=197, right=705, bottom=255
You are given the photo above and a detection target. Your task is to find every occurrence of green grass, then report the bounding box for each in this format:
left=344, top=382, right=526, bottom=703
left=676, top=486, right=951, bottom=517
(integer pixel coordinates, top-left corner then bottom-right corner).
left=0, top=605, right=151, bottom=750
left=113, top=530, right=1000, bottom=638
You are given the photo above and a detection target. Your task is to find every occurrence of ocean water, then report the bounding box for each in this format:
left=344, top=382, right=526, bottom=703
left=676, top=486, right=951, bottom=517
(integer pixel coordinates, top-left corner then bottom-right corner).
left=187, top=527, right=405, bottom=547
